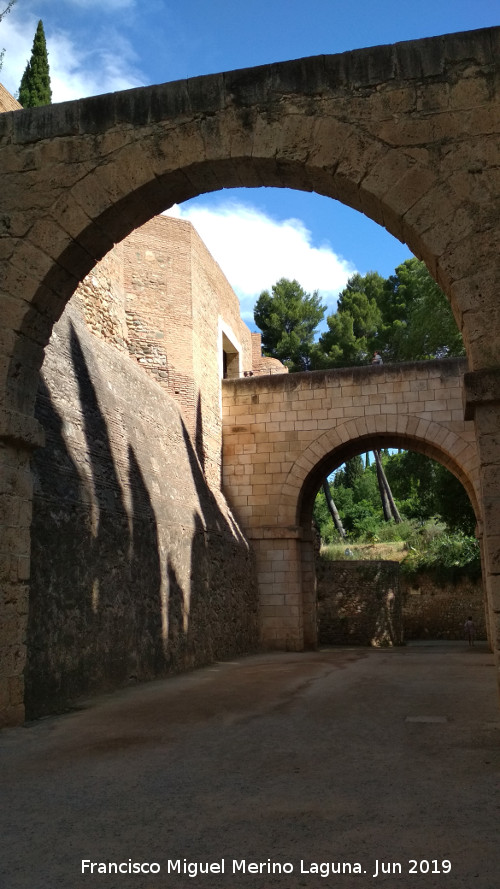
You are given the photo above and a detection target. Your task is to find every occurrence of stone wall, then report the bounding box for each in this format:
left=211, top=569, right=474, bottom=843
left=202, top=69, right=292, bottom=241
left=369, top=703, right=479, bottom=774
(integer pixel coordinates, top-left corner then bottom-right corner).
left=402, top=572, right=486, bottom=640
left=316, top=560, right=403, bottom=647
left=27, top=303, right=259, bottom=718
left=73, top=242, right=128, bottom=353
left=316, top=558, right=485, bottom=646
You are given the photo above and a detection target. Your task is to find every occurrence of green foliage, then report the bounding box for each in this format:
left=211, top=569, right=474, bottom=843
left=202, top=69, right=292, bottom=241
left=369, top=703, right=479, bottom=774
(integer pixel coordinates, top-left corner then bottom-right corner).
left=315, top=450, right=476, bottom=550
left=254, top=259, right=464, bottom=372
left=254, top=278, right=325, bottom=371
left=318, top=259, right=464, bottom=368
left=319, top=271, right=384, bottom=366
left=343, top=455, right=364, bottom=489
left=370, top=517, right=416, bottom=542
left=316, top=464, right=383, bottom=541
left=383, top=450, right=476, bottom=534
left=378, top=259, right=465, bottom=361
left=313, top=485, right=337, bottom=544
left=401, top=530, right=481, bottom=583
left=19, top=20, right=52, bottom=108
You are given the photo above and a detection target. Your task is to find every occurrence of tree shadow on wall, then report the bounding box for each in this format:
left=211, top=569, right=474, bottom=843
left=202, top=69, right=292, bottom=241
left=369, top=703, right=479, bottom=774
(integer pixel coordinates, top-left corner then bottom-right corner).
left=182, top=412, right=231, bottom=537
left=195, top=391, right=205, bottom=476
left=179, top=416, right=259, bottom=661
left=26, top=322, right=166, bottom=718
left=28, top=315, right=258, bottom=718
left=128, top=444, right=165, bottom=677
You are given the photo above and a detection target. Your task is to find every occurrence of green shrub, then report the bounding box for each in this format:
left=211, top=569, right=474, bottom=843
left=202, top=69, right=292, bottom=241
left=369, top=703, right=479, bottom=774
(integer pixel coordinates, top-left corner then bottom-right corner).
left=401, top=530, right=480, bottom=583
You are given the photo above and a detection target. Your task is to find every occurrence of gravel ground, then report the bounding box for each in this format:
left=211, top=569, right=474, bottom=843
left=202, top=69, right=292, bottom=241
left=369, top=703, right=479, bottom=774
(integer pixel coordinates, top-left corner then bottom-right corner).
left=1, top=641, right=499, bottom=889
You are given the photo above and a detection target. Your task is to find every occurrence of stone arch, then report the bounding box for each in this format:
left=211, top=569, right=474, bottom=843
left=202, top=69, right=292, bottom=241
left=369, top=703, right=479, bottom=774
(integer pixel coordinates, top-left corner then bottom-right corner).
left=279, top=414, right=480, bottom=529
left=2, top=25, right=500, bottom=723
left=3, top=25, right=500, bottom=420
left=272, top=415, right=482, bottom=651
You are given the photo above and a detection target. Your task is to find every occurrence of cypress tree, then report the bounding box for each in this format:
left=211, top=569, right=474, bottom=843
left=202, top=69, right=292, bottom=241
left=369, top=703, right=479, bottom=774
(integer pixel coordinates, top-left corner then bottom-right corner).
left=18, top=20, right=52, bottom=107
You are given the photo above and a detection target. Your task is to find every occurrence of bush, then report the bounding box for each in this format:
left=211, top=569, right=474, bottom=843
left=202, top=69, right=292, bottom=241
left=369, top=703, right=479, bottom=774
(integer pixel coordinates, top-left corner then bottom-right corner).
left=368, top=517, right=416, bottom=543
left=401, top=530, right=481, bottom=583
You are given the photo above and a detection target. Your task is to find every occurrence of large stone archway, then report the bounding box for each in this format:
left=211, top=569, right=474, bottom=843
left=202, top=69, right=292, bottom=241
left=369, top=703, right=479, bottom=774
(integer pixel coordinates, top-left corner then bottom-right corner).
left=222, top=360, right=482, bottom=650
left=2, top=25, right=500, bottom=724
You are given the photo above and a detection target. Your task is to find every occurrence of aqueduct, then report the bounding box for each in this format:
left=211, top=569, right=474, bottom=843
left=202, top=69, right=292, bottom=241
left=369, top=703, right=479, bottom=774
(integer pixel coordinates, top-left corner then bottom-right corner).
left=1, top=25, right=500, bottom=725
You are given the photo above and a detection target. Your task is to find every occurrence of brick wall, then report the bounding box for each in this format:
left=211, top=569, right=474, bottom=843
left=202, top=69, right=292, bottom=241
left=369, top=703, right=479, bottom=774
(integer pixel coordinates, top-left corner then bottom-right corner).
left=27, top=213, right=275, bottom=718
left=75, top=215, right=272, bottom=490
left=122, top=216, right=195, bottom=420
left=189, top=220, right=253, bottom=487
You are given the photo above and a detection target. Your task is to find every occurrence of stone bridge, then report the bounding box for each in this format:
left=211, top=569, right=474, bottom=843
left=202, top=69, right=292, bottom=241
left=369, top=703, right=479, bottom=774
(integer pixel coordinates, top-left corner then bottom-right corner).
left=222, top=358, right=479, bottom=649
left=2, top=25, right=500, bottom=724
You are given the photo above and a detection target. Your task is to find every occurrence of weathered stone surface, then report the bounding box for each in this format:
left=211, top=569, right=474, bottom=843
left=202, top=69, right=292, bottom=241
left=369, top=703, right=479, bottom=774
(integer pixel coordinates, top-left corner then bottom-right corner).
left=317, top=559, right=485, bottom=644
left=402, top=571, right=486, bottom=640
left=316, top=559, right=403, bottom=647
left=27, top=304, right=259, bottom=718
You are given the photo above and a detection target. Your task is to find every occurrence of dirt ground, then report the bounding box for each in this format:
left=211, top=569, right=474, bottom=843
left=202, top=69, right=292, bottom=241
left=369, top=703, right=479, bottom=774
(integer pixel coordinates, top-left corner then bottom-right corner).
left=1, top=642, right=499, bottom=889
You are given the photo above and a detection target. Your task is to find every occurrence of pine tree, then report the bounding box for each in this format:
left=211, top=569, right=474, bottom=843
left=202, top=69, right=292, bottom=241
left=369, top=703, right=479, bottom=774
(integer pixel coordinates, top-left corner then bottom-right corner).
left=18, top=20, right=52, bottom=107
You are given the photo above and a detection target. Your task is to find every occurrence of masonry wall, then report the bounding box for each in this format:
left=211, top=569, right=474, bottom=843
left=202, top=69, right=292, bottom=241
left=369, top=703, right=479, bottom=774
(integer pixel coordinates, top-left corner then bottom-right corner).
left=122, top=217, right=195, bottom=421
left=316, top=559, right=486, bottom=645
left=27, top=304, right=259, bottom=718
left=189, top=220, right=254, bottom=488
left=402, top=572, right=486, bottom=640
left=316, top=559, right=404, bottom=646
left=74, top=242, right=128, bottom=353
left=76, top=215, right=259, bottom=490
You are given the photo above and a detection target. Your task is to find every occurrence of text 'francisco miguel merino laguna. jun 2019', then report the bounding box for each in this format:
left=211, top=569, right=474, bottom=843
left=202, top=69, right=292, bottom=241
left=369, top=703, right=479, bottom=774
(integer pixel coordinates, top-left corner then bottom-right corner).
left=80, top=858, right=453, bottom=878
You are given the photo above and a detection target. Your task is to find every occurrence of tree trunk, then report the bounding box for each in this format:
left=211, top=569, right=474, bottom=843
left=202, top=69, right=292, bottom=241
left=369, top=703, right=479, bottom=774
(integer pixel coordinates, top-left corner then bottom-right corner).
left=374, top=450, right=402, bottom=523
left=322, top=479, right=346, bottom=539
left=374, top=450, right=392, bottom=522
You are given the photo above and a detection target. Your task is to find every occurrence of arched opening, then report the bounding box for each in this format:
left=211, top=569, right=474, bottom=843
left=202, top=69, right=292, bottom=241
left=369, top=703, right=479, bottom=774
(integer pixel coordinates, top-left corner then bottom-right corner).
left=293, top=429, right=483, bottom=649
left=305, top=443, right=484, bottom=650
left=24, top=179, right=449, bottom=716
left=2, top=27, right=500, bottom=725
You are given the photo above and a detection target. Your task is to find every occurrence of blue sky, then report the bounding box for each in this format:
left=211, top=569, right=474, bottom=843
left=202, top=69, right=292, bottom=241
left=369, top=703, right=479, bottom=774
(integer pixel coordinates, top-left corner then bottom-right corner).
left=2, top=0, right=497, bottom=326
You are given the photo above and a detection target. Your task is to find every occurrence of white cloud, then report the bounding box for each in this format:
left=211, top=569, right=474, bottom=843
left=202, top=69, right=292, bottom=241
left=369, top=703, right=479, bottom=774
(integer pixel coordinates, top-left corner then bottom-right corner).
left=0, top=13, right=143, bottom=102
left=48, top=28, right=143, bottom=102
left=166, top=201, right=356, bottom=325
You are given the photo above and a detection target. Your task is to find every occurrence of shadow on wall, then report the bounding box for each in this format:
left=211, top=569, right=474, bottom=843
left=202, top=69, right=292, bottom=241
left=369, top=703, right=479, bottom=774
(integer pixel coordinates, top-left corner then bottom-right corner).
left=316, top=560, right=404, bottom=647
left=26, top=314, right=258, bottom=719
left=195, top=391, right=205, bottom=476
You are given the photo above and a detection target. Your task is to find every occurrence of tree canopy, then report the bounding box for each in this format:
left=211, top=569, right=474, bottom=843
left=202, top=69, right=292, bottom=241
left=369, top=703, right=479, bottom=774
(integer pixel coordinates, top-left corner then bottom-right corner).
left=317, top=258, right=465, bottom=368
left=254, top=259, right=464, bottom=372
left=254, top=277, right=326, bottom=371
left=383, top=450, right=475, bottom=535
left=19, top=19, right=52, bottom=107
